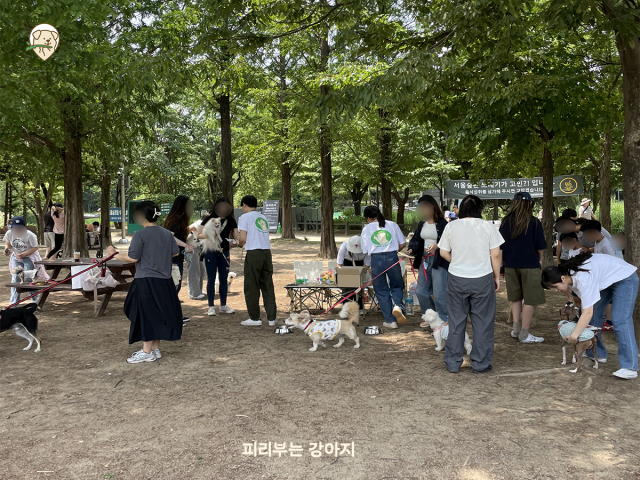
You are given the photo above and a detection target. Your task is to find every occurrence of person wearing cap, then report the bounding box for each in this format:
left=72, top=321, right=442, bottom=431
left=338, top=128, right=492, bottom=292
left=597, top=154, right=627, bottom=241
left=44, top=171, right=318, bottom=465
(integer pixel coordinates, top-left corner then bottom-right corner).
left=4, top=216, right=50, bottom=304
left=337, top=235, right=369, bottom=313
left=407, top=194, right=449, bottom=325
left=579, top=198, right=596, bottom=220
left=499, top=192, right=547, bottom=344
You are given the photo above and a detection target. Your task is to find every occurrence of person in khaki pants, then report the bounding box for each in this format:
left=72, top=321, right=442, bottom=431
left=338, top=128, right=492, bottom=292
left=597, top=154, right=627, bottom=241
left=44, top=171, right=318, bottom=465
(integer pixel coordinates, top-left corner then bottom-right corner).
left=237, top=195, right=277, bottom=326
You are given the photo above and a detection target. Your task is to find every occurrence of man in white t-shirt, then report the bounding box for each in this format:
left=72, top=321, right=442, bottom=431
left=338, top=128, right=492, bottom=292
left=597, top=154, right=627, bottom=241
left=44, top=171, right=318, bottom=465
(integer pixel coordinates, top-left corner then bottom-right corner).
left=237, top=195, right=277, bottom=326
left=580, top=220, right=616, bottom=256
left=438, top=195, right=504, bottom=374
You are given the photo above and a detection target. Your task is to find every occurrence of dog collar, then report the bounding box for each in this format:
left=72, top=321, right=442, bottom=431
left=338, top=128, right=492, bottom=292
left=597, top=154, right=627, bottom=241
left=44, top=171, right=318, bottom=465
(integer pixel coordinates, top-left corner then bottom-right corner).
left=303, top=320, right=313, bottom=333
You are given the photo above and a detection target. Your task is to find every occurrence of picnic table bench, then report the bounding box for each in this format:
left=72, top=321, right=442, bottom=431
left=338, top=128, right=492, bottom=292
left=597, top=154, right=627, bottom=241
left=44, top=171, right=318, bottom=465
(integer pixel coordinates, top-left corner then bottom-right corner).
left=6, top=258, right=136, bottom=317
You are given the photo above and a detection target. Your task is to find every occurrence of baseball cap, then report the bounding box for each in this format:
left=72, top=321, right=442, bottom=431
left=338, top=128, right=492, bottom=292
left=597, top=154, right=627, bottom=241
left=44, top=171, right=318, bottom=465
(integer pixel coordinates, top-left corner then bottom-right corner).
left=347, top=235, right=363, bottom=254
left=513, top=191, right=532, bottom=201
left=11, top=216, right=26, bottom=228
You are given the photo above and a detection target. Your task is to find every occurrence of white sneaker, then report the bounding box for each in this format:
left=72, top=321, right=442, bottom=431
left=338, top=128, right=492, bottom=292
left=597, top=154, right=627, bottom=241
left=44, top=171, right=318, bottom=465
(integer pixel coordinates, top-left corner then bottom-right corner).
left=182, top=316, right=190, bottom=323
left=392, top=306, right=407, bottom=325
left=241, top=319, right=263, bottom=326
left=153, top=349, right=162, bottom=359
left=219, top=305, right=235, bottom=314
left=520, top=334, right=544, bottom=343
left=582, top=353, right=607, bottom=363
left=268, top=320, right=277, bottom=327
left=510, top=330, right=519, bottom=338
left=383, top=321, right=399, bottom=329
left=189, top=294, right=206, bottom=300
left=127, top=350, right=156, bottom=364
left=612, top=368, right=638, bottom=379
left=207, top=306, right=216, bottom=316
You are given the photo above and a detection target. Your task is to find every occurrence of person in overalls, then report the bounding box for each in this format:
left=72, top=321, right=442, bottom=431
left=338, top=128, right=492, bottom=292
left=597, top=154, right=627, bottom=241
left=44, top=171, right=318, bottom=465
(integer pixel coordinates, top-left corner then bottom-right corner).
left=360, top=206, right=407, bottom=329
left=337, top=235, right=369, bottom=314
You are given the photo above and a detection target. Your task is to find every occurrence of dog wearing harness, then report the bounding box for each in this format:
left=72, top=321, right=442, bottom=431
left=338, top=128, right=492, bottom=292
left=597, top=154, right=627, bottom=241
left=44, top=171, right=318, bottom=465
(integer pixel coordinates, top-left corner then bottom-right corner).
left=285, top=302, right=361, bottom=352
left=422, top=309, right=472, bottom=355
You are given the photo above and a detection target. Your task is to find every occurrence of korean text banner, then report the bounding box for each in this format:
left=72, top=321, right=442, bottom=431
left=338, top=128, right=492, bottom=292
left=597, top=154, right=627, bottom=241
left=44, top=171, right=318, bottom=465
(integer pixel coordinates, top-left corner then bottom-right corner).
left=445, top=175, right=583, bottom=200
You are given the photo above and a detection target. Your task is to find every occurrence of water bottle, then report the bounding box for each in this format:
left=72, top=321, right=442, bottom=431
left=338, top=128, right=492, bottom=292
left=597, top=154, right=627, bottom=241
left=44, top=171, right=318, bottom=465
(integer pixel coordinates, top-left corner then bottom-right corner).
left=405, top=293, right=414, bottom=315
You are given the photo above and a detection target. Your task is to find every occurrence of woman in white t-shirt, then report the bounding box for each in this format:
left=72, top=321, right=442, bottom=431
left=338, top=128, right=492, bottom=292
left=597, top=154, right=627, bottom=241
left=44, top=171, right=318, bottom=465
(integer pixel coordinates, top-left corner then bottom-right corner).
left=438, top=195, right=504, bottom=374
left=360, top=206, right=406, bottom=329
left=542, top=252, right=639, bottom=380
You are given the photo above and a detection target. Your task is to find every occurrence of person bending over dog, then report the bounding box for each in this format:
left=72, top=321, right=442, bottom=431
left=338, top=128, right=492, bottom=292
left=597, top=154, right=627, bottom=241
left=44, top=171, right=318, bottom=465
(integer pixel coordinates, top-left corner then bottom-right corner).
left=541, top=252, right=639, bottom=380
left=107, top=201, right=183, bottom=364
left=237, top=195, right=277, bottom=327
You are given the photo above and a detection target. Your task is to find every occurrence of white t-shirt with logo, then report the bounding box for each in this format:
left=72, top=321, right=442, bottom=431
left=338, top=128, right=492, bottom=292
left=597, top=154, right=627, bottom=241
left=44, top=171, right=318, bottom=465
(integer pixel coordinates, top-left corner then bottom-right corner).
left=360, top=220, right=405, bottom=255
left=438, top=218, right=505, bottom=278
left=238, top=210, right=271, bottom=251
left=571, top=254, right=637, bottom=308
left=5, top=229, right=38, bottom=254
left=593, top=236, right=616, bottom=256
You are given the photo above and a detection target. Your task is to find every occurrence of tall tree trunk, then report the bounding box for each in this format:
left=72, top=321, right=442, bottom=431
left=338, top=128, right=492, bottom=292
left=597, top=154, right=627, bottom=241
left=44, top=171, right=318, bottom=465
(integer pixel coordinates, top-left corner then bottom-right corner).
left=278, top=52, right=295, bottom=239
left=4, top=180, right=8, bottom=226
left=392, top=187, right=410, bottom=226
left=21, top=179, right=27, bottom=219
left=100, top=170, right=112, bottom=248
left=599, top=131, right=613, bottom=231
left=33, top=181, right=44, bottom=244
left=318, top=34, right=336, bottom=258
left=493, top=199, right=499, bottom=221
left=378, top=108, right=393, bottom=219
left=281, top=159, right=295, bottom=239
left=217, top=93, right=234, bottom=206
left=62, top=107, right=88, bottom=258
left=612, top=25, right=640, bottom=344
left=349, top=179, right=367, bottom=216
left=539, top=125, right=555, bottom=268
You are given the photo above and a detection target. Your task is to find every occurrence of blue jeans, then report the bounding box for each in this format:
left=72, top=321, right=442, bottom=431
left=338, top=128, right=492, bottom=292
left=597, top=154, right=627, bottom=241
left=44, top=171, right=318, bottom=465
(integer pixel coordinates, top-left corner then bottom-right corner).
left=204, top=251, right=230, bottom=307
left=173, top=261, right=184, bottom=294
left=416, top=255, right=449, bottom=322
left=10, top=255, right=35, bottom=304
left=371, top=252, right=405, bottom=323
left=588, top=272, right=639, bottom=370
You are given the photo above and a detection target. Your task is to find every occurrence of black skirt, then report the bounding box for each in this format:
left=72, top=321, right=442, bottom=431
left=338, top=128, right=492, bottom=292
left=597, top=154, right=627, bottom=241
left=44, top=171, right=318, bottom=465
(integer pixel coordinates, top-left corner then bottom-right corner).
left=124, top=277, right=183, bottom=344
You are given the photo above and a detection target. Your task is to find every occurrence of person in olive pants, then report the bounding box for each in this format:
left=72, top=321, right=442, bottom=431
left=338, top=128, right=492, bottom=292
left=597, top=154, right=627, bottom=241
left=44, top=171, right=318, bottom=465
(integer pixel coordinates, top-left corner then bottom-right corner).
left=243, top=249, right=277, bottom=322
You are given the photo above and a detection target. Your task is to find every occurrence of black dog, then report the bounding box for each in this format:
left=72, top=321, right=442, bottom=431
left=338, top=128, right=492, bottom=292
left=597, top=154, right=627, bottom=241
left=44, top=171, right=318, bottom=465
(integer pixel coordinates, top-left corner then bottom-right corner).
left=0, top=303, right=41, bottom=352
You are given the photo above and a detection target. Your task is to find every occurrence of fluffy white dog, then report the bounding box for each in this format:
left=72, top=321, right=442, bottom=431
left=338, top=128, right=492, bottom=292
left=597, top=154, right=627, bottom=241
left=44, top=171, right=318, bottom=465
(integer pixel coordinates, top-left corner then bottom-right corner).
left=201, top=218, right=223, bottom=253
left=422, top=309, right=472, bottom=355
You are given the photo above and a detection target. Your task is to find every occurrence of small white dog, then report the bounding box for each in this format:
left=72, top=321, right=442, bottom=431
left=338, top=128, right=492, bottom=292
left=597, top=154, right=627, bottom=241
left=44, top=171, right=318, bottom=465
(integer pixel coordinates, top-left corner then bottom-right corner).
left=201, top=218, right=223, bottom=253
left=285, top=302, right=360, bottom=352
left=11, top=266, right=39, bottom=284
left=227, top=272, right=237, bottom=286
left=422, top=309, right=472, bottom=355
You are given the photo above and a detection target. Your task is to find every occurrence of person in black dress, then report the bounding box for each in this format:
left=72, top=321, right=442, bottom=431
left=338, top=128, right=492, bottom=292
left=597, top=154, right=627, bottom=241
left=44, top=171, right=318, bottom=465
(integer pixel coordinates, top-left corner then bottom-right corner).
left=106, top=201, right=183, bottom=364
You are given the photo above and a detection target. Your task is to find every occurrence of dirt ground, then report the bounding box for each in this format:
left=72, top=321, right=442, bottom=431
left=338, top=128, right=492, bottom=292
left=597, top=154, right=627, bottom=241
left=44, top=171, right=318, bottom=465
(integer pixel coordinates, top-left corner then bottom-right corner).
left=1, top=239, right=640, bottom=480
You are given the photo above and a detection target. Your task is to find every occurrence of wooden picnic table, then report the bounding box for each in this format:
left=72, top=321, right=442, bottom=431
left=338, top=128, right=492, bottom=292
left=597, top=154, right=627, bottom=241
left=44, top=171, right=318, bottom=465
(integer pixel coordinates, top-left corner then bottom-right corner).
left=6, top=258, right=136, bottom=317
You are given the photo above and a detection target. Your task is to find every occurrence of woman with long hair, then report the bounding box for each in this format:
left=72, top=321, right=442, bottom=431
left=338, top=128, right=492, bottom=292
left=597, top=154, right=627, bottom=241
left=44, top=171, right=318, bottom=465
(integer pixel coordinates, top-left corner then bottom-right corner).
left=106, top=201, right=183, bottom=364
left=198, top=197, right=239, bottom=317
left=164, top=195, right=194, bottom=296
left=541, top=252, right=639, bottom=379
left=360, top=206, right=407, bottom=329
left=45, top=203, right=65, bottom=259
left=499, top=192, right=547, bottom=344
left=438, top=195, right=504, bottom=374
left=407, top=195, right=450, bottom=325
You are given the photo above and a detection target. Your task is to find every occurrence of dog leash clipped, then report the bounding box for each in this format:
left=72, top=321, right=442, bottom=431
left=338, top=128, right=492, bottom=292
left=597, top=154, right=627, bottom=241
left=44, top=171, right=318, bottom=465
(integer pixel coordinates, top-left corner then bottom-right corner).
left=318, top=257, right=405, bottom=317
left=4, top=253, right=118, bottom=310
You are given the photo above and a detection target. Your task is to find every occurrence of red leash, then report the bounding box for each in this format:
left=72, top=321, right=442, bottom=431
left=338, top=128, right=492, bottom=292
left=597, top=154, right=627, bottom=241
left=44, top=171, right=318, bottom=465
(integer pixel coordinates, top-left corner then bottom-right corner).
left=319, top=257, right=405, bottom=316
left=5, top=253, right=118, bottom=310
